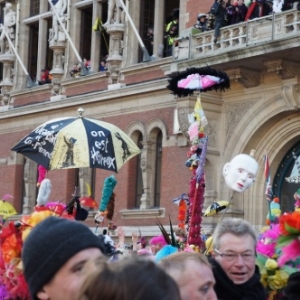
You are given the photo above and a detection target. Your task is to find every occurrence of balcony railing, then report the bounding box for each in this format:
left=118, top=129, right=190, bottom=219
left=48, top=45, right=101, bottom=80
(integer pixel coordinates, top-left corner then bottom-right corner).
left=174, top=9, right=300, bottom=61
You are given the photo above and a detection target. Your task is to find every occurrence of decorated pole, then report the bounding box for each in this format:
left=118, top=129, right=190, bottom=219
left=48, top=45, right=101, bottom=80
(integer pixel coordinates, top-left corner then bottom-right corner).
left=264, top=154, right=274, bottom=225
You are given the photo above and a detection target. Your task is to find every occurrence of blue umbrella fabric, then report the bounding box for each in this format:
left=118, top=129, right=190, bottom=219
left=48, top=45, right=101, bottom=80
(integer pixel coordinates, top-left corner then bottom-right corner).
left=11, top=116, right=141, bottom=173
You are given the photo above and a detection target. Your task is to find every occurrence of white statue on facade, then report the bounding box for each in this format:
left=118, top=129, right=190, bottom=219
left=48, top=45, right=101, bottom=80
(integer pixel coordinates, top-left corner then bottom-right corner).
left=51, top=0, right=67, bottom=42
left=223, top=153, right=258, bottom=192
left=0, top=2, right=16, bottom=54
left=103, top=0, right=124, bottom=27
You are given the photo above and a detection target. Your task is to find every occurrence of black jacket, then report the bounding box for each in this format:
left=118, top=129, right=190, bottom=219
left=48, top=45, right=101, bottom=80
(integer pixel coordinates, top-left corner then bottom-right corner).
left=210, top=257, right=267, bottom=300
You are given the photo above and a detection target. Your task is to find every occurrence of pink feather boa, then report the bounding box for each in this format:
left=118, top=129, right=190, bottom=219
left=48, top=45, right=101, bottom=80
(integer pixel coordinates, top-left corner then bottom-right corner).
left=278, top=239, right=300, bottom=267
left=256, top=225, right=280, bottom=258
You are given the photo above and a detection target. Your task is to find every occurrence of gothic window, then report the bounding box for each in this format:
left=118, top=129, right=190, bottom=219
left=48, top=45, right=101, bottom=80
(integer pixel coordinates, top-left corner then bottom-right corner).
left=80, top=6, right=93, bottom=62
left=28, top=22, right=39, bottom=82
left=139, top=0, right=155, bottom=60
left=154, top=131, right=162, bottom=207
left=99, top=2, right=109, bottom=63
left=134, top=133, right=143, bottom=208
left=30, top=0, right=40, bottom=17
left=46, top=18, right=53, bottom=70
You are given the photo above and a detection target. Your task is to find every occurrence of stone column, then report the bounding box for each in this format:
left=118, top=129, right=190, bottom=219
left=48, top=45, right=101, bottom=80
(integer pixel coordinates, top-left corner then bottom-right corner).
left=153, top=0, right=165, bottom=59
left=0, top=53, right=15, bottom=109
left=140, top=141, right=153, bottom=209
left=49, top=40, right=66, bottom=101
left=106, top=23, right=126, bottom=88
left=23, top=158, right=37, bottom=214
left=49, top=1, right=67, bottom=101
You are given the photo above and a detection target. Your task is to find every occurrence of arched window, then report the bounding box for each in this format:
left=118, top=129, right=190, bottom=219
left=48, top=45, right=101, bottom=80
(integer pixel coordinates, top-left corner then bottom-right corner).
left=135, top=133, right=143, bottom=208
left=154, top=131, right=162, bottom=207
left=273, top=140, right=300, bottom=212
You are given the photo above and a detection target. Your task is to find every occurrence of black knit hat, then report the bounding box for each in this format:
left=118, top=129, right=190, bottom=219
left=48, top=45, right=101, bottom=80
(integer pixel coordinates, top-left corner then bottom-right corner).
left=282, top=271, right=300, bottom=300
left=22, top=216, right=106, bottom=300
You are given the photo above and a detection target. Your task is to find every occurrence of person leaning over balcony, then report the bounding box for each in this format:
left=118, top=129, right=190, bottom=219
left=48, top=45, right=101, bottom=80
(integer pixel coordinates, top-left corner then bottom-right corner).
left=210, top=218, right=266, bottom=300
left=234, top=0, right=248, bottom=23
left=226, top=0, right=238, bottom=24
left=194, top=13, right=209, bottom=32
left=211, top=0, right=227, bottom=44
left=245, top=0, right=271, bottom=20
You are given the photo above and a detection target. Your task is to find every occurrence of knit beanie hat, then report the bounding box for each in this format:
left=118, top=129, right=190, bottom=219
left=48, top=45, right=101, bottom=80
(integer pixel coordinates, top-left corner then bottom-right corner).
left=282, top=271, right=300, bottom=300
left=22, top=216, right=106, bottom=300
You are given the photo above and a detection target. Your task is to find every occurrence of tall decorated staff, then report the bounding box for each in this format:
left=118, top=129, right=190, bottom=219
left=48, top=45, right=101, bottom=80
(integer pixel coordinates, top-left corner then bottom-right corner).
left=94, top=175, right=117, bottom=233
left=167, top=66, right=230, bottom=250
left=188, top=135, right=208, bottom=248
left=185, top=95, right=209, bottom=249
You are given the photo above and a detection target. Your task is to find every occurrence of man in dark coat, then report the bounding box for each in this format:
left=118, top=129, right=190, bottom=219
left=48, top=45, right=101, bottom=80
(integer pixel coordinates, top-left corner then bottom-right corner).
left=209, top=218, right=267, bottom=300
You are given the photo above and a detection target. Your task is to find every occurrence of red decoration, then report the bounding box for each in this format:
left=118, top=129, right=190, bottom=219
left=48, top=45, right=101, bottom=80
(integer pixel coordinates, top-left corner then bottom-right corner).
left=178, top=199, right=187, bottom=229
left=187, top=170, right=205, bottom=248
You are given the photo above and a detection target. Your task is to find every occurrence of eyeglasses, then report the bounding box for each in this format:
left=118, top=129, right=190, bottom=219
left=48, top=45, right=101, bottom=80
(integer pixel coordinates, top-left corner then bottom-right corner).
left=214, top=249, right=256, bottom=262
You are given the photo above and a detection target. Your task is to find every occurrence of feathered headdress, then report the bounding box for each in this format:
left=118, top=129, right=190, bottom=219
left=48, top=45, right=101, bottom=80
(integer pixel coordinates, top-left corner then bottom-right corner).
left=99, top=175, right=117, bottom=212
left=36, top=179, right=52, bottom=206
left=94, top=175, right=117, bottom=226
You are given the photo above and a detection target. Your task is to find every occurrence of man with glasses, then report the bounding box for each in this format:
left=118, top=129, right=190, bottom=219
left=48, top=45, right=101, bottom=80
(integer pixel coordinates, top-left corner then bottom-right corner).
left=210, top=218, right=266, bottom=299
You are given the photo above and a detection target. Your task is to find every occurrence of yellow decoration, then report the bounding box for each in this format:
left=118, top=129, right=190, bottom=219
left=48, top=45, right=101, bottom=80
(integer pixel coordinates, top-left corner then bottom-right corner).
left=268, top=270, right=289, bottom=290
left=205, top=236, right=213, bottom=254
left=265, top=258, right=278, bottom=271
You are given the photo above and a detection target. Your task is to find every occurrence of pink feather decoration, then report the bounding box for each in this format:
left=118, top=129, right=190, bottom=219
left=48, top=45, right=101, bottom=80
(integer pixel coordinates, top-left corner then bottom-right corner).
left=149, top=235, right=168, bottom=246
left=278, top=239, right=300, bottom=267
left=256, top=225, right=280, bottom=258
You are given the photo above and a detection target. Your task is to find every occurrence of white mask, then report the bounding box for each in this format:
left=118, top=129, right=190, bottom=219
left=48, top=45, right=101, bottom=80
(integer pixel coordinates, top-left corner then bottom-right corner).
left=223, top=154, right=258, bottom=192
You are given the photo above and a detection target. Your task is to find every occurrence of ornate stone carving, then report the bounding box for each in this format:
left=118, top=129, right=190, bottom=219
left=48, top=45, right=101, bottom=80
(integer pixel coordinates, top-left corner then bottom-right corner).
left=0, top=54, right=14, bottom=107
left=225, top=100, right=256, bottom=142
left=177, top=107, right=190, bottom=139
left=104, top=1, right=126, bottom=86
left=226, top=67, right=260, bottom=88
left=0, top=2, right=16, bottom=55
left=106, top=25, right=125, bottom=85
left=281, top=84, right=300, bottom=110
left=264, top=59, right=300, bottom=80
left=140, top=141, right=154, bottom=209
left=205, top=120, right=217, bottom=147
left=51, top=79, right=62, bottom=95
left=103, top=0, right=125, bottom=27
left=49, top=0, right=67, bottom=43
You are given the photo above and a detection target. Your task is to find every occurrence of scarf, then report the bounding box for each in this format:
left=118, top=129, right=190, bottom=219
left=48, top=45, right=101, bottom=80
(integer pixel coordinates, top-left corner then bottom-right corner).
left=210, top=258, right=267, bottom=300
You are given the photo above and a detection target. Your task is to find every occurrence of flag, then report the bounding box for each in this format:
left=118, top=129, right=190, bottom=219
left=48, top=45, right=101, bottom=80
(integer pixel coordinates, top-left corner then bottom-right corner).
left=92, top=18, right=101, bottom=31
left=92, top=17, right=109, bottom=53
left=264, top=154, right=273, bottom=201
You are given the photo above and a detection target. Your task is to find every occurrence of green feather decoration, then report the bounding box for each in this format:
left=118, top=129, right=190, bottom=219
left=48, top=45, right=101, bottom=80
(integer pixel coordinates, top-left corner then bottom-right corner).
left=99, top=175, right=117, bottom=212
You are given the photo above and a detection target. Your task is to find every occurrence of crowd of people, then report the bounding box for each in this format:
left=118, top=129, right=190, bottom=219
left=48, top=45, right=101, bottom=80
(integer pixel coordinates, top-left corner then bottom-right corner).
left=5, top=215, right=295, bottom=300
left=194, top=0, right=300, bottom=43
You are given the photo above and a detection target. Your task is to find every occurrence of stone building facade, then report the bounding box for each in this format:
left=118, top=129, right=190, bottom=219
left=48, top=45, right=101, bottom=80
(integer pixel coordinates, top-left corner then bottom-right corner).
left=0, top=0, right=299, bottom=237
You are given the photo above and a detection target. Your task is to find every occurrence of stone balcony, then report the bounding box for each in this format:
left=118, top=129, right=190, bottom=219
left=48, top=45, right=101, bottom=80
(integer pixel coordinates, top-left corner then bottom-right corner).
left=168, top=9, right=300, bottom=88
left=173, top=9, right=300, bottom=69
